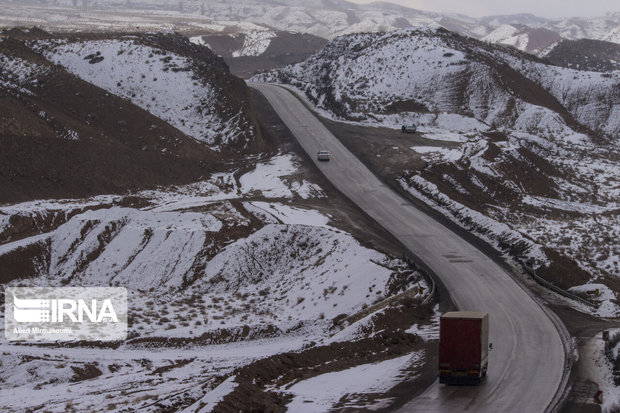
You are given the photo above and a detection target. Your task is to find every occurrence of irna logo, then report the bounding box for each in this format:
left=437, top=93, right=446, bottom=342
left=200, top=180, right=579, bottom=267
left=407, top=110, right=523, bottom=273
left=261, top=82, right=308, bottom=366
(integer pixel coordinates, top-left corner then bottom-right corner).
left=13, top=296, right=119, bottom=323
left=5, top=287, right=127, bottom=342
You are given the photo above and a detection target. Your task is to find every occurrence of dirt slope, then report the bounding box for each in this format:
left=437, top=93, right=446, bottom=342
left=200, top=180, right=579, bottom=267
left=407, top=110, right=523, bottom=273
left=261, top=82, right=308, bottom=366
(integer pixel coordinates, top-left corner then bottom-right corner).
left=544, top=38, right=620, bottom=72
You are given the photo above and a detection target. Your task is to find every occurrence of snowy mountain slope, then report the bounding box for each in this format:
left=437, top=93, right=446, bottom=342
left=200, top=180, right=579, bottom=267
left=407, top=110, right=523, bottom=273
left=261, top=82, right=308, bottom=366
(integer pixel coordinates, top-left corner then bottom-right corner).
left=36, top=34, right=257, bottom=150
left=0, top=31, right=233, bottom=203
left=256, top=28, right=619, bottom=139
left=230, top=30, right=277, bottom=57
left=399, top=135, right=620, bottom=316
left=487, top=46, right=620, bottom=136
left=0, top=0, right=443, bottom=39
left=482, top=24, right=519, bottom=43
left=200, top=29, right=326, bottom=60
left=479, top=13, right=549, bottom=27
left=479, top=12, right=620, bottom=46
left=0, top=50, right=51, bottom=94
left=2, top=200, right=403, bottom=329
left=400, top=138, right=620, bottom=280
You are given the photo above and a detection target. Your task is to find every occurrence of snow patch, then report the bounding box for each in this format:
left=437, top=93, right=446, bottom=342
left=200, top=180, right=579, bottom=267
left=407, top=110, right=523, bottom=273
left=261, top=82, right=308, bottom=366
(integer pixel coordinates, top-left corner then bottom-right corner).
left=183, top=376, right=238, bottom=413
left=232, top=30, right=276, bottom=57
left=189, top=35, right=209, bottom=47
left=569, top=284, right=620, bottom=318
left=244, top=201, right=329, bottom=226
left=239, top=154, right=323, bottom=199
left=482, top=24, right=518, bottom=43
left=283, top=353, right=420, bottom=412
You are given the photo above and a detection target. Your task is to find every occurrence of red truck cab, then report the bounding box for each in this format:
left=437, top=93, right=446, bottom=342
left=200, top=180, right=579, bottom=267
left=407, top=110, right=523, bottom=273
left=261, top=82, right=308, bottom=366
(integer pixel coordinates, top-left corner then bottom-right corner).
left=439, top=311, right=489, bottom=385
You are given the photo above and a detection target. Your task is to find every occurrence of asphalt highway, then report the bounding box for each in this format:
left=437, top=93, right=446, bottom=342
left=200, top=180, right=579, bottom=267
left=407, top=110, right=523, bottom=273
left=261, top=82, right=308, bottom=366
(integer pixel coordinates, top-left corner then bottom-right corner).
left=250, top=83, right=568, bottom=413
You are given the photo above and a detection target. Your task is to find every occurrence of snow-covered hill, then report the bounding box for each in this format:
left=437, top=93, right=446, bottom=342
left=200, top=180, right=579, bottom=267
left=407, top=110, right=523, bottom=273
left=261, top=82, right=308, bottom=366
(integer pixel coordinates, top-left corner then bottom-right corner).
left=36, top=34, right=256, bottom=150
left=477, top=13, right=620, bottom=55
left=256, top=28, right=620, bottom=139
left=0, top=28, right=278, bottom=204
left=0, top=153, right=406, bottom=325
left=0, top=30, right=233, bottom=203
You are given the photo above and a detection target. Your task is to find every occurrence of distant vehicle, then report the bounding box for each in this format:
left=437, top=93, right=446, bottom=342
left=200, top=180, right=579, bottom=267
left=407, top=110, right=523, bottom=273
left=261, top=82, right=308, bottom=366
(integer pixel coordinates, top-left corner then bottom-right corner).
left=401, top=124, right=416, bottom=133
left=317, top=150, right=330, bottom=161
left=439, top=311, right=489, bottom=385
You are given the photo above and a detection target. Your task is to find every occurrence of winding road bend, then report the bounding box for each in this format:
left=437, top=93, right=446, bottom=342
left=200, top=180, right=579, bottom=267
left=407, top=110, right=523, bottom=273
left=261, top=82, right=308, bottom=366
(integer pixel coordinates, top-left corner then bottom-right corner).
left=250, top=83, right=568, bottom=413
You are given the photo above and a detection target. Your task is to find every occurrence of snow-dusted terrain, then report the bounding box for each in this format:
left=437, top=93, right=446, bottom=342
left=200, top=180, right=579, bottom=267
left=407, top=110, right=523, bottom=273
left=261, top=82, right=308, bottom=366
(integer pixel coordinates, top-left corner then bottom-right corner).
left=231, top=30, right=276, bottom=57
left=0, top=151, right=430, bottom=411
left=257, top=28, right=620, bottom=138
left=0, top=51, right=51, bottom=96
left=255, top=27, right=620, bottom=316
left=1, top=4, right=618, bottom=409
left=35, top=37, right=254, bottom=149
left=283, top=352, right=421, bottom=412
left=481, top=25, right=562, bottom=54
left=0, top=158, right=404, bottom=330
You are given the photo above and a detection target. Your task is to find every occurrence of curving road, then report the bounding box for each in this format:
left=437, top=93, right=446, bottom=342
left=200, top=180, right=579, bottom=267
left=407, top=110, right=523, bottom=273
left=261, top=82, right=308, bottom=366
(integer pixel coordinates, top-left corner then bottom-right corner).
left=250, top=83, right=568, bottom=413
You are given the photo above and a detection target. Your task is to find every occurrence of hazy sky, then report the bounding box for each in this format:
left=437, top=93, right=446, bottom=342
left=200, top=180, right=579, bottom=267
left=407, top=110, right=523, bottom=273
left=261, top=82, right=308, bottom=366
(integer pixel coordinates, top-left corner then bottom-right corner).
left=350, top=0, right=619, bottom=18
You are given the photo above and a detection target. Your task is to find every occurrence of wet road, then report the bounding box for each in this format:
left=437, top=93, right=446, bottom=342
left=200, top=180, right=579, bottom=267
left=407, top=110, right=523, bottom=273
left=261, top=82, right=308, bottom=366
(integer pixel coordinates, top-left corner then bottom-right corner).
left=251, top=83, right=568, bottom=413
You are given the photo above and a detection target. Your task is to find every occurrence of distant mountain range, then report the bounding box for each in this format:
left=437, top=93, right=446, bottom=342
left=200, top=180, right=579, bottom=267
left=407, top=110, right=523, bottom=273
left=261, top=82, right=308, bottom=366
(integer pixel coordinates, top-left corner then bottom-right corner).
left=0, top=0, right=619, bottom=56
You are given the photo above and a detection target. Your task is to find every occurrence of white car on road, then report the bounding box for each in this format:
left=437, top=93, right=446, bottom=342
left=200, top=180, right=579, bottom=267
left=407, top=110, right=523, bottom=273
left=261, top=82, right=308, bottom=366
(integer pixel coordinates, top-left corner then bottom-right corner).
left=317, top=150, right=330, bottom=161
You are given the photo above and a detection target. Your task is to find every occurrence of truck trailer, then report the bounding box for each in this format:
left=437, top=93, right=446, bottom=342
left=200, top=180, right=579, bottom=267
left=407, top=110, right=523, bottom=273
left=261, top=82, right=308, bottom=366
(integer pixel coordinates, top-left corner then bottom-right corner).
left=439, top=311, right=489, bottom=385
